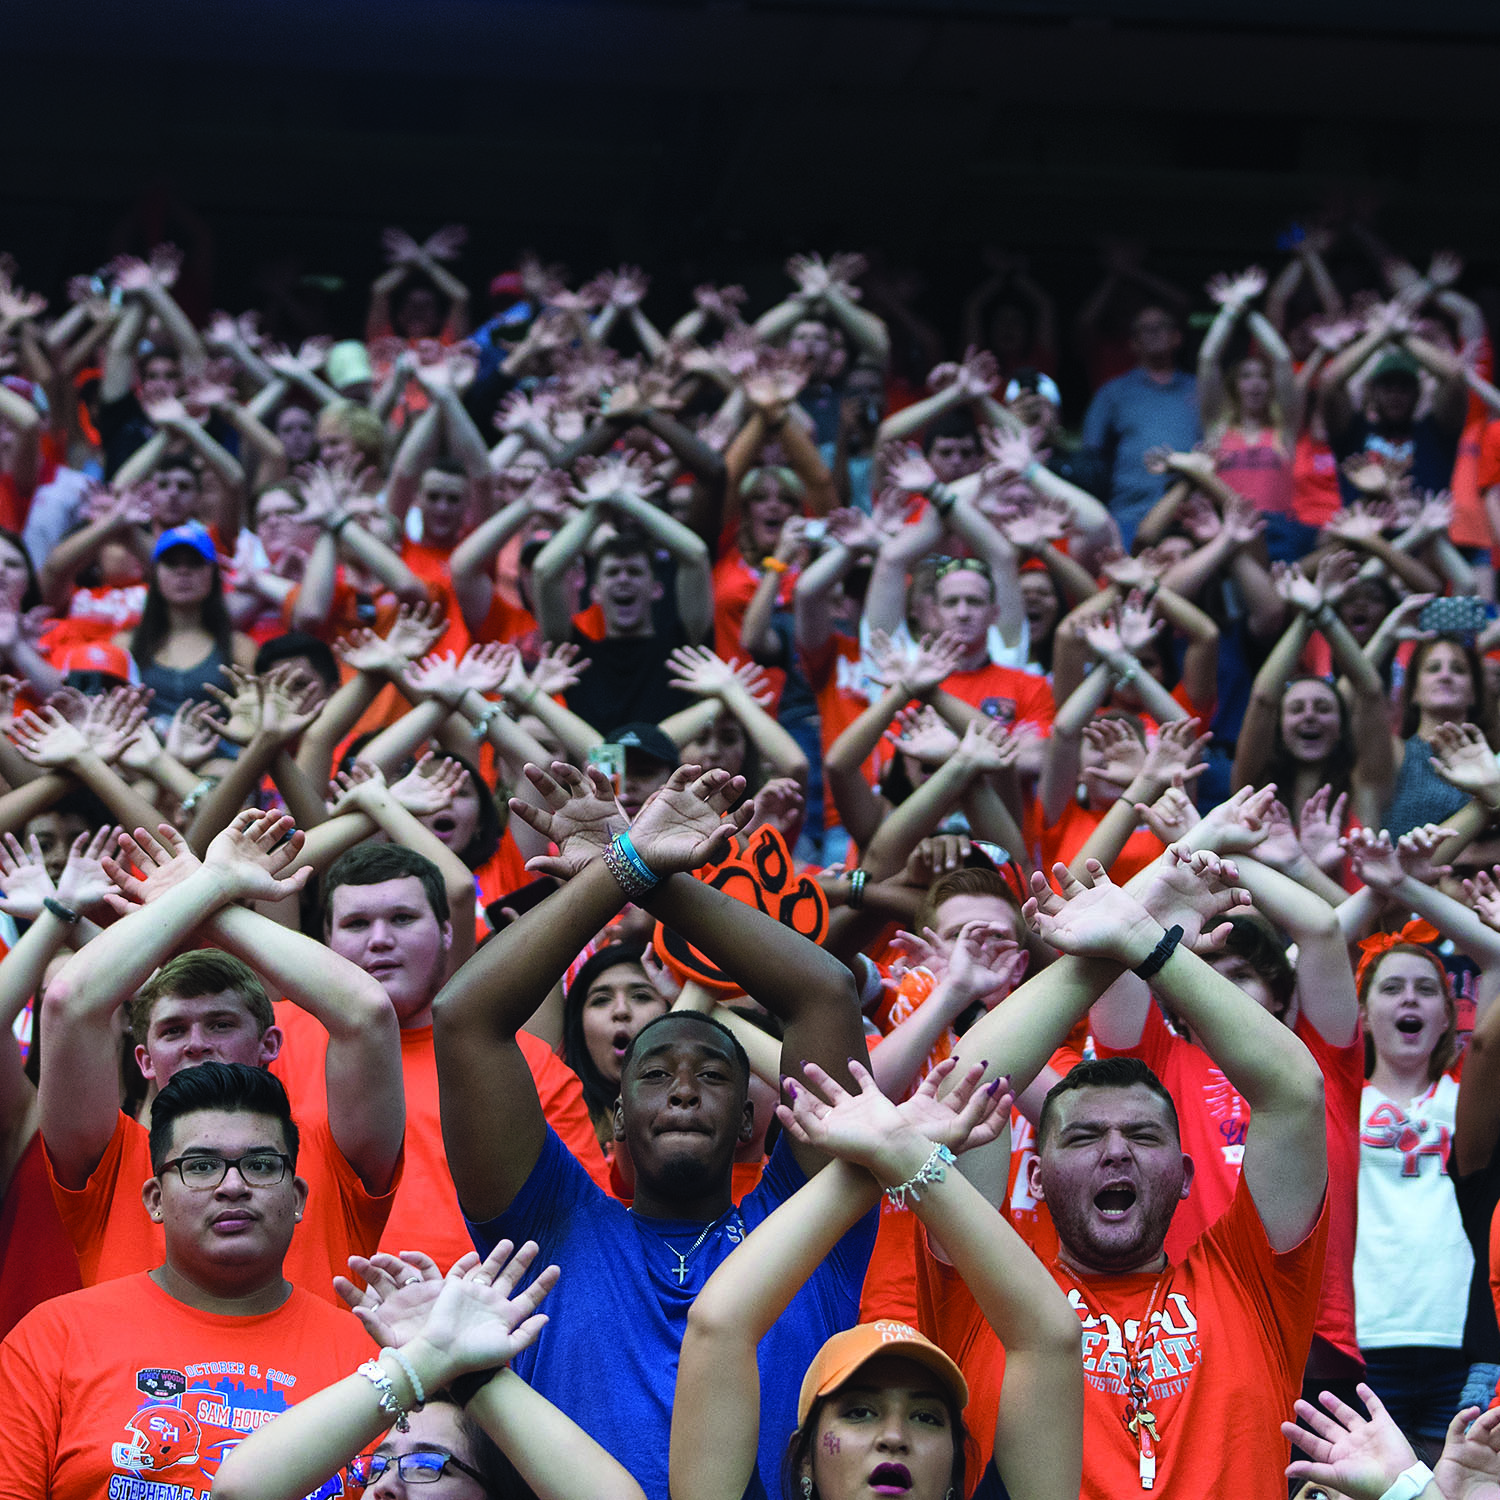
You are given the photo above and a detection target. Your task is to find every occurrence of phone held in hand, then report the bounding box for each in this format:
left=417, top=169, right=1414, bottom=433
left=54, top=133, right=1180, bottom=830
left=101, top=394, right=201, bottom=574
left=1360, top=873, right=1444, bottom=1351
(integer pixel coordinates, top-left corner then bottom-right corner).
left=588, top=742, right=626, bottom=796
left=1418, top=595, right=1489, bottom=641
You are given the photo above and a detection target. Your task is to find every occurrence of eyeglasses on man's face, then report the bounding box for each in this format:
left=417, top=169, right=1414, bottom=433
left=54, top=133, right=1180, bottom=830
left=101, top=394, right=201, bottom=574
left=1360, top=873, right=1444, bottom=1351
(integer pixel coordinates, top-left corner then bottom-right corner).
left=158, top=1152, right=292, bottom=1189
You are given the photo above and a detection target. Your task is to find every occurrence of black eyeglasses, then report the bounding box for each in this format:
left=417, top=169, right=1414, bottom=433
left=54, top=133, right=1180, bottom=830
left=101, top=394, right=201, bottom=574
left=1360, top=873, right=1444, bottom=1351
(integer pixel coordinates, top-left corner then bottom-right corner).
left=158, top=1152, right=292, bottom=1189
left=349, top=1450, right=488, bottom=1486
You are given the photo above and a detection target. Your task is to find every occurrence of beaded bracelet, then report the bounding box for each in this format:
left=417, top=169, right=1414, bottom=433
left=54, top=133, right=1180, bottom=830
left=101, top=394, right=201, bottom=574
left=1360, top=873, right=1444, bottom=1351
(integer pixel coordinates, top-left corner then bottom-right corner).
left=883, top=1143, right=956, bottom=1210
left=387, top=1347, right=427, bottom=1412
left=603, top=831, right=661, bottom=901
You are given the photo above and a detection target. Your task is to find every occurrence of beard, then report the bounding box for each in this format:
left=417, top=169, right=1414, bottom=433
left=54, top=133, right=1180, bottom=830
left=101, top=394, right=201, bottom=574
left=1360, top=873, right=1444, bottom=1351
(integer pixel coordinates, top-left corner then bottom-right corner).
left=1042, top=1177, right=1181, bottom=1274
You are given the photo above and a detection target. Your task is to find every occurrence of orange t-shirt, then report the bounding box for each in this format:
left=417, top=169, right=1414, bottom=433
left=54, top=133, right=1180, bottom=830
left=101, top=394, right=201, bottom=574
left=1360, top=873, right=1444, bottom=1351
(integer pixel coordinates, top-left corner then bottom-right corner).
left=0, top=1271, right=372, bottom=1500
left=918, top=1174, right=1328, bottom=1494
left=1451, top=336, right=1495, bottom=550
left=1034, top=797, right=1165, bottom=887
left=273, top=1004, right=610, bottom=1270
left=859, top=999, right=1082, bottom=1326
left=940, top=660, right=1055, bottom=734
left=401, top=539, right=471, bottom=659
left=1095, top=1008, right=1363, bottom=1363
left=44, top=1108, right=397, bottom=1307
left=471, top=588, right=540, bottom=648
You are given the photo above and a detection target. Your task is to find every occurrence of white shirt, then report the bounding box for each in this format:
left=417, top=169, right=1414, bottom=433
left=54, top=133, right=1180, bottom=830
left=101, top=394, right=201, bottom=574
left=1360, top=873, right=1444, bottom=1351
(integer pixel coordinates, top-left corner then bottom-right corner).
left=1354, top=1074, right=1473, bottom=1348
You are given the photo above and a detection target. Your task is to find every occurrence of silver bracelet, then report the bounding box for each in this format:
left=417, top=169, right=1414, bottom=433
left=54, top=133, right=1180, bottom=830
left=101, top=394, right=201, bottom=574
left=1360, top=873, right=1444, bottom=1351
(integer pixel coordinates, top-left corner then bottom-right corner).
left=602, top=831, right=661, bottom=901
left=470, top=700, right=503, bottom=741
left=883, top=1143, right=956, bottom=1210
left=357, top=1356, right=412, bottom=1432
left=386, top=1346, right=426, bottom=1411
left=179, top=777, right=215, bottom=814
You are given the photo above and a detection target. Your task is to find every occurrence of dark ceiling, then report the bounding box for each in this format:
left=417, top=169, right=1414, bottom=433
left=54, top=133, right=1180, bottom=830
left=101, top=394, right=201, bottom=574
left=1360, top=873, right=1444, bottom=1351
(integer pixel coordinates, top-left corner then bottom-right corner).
left=5, top=1, right=1498, bottom=370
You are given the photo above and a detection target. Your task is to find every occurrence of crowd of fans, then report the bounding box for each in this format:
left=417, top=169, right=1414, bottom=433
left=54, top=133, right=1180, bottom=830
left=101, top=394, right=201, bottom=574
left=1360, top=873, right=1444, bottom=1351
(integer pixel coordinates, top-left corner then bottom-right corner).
left=6, top=217, right=1500, bottom=1499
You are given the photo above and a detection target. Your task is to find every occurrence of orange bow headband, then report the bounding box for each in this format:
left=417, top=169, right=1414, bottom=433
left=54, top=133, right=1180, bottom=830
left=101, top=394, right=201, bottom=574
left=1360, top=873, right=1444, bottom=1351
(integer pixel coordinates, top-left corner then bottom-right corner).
left=1354, top=919, right=1443, bottom=995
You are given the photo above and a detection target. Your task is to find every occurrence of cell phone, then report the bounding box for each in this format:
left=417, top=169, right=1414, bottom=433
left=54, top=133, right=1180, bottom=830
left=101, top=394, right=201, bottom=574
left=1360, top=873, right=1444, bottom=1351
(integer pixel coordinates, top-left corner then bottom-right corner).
left=803, top=519, right=828, bottom=544
left=1418, top=595, right=1489, bottom=639
left=588, top=742, right=626, bottom=795
left=484, top=876, right=560, bottom=932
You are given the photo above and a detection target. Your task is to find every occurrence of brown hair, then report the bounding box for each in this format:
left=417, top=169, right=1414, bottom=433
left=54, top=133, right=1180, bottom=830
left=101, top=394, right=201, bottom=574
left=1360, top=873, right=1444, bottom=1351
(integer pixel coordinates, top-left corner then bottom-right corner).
left=917, top=866, right=1021, bottom=939
left=130, top=950, right=274, bottom=1045
left=1399, top=636, right=1498, bottom=743
left=1357, top=943, right=1457, bottom=1084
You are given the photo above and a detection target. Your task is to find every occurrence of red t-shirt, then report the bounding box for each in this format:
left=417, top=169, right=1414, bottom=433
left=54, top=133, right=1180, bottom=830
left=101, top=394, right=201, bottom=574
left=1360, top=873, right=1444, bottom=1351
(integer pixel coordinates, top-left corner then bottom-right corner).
left=712, top=551, right=794, bottom=706
left=940, top=661, right=1055, bottom=734
left=0, top=1271, right=372, bottom=1500
left=1292, top=433, right=1343, bottom=530
left=918, top=1174, right=1328, bottom=1495
left=0, top=1133, right=82, bottom=1338
left=44, top=1109, right=397, bottom=1307
left=1035, top=798, right=1165, bottom=887
left=1095, top=1008, right=1363, bottom=1363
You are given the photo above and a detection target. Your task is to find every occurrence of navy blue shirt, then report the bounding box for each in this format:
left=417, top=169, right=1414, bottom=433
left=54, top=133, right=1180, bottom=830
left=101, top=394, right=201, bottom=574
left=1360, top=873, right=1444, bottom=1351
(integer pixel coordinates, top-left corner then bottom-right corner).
left=468, top=1128, right=876, bottom=1500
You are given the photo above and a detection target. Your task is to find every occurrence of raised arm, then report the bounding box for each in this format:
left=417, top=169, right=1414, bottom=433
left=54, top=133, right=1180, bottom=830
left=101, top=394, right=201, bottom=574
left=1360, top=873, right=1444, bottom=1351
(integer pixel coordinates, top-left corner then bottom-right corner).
left=532, top=501, right=598, bottom=643
left=212, top=893, right=404, bottom=1191
left=39, top=813, right=310, bottom=1184
left=606, top=488, right=714, bottom=643
left=1036, top=857, right=1326, bottom=1249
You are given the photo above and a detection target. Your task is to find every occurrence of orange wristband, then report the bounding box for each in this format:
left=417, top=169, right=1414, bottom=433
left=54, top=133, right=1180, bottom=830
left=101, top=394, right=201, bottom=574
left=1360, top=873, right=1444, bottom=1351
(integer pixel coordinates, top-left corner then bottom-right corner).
left=761, top=556, right=789, bottom=573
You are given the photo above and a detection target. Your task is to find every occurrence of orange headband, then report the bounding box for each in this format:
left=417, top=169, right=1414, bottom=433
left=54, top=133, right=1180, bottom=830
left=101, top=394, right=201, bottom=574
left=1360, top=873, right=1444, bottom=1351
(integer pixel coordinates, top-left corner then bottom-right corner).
left=1354, top=919, right=1442, bottom=995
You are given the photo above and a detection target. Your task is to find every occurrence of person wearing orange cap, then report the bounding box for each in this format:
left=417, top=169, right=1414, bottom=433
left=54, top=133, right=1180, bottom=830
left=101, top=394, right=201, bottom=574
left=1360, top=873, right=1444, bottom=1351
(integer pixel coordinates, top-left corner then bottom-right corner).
left=671, top=1058, right=1081, bottom=1500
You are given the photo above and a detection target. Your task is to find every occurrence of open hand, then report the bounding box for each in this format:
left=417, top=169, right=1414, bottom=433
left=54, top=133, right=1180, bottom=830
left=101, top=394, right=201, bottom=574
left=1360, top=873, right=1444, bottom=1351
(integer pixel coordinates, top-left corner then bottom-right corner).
left=628, top=765, right=753, bottom=875
left=1283, top=1384, right=1420, bottom=1500
left=202, top=808, right=311, bottom=903
left=510, top=762, right=629, bottom=879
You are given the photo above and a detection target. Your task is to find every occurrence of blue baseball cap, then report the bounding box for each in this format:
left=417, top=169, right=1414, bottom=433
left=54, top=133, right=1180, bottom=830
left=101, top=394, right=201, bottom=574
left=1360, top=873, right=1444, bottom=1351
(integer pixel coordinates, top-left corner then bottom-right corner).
left=152, top=523, right=218, bottom=565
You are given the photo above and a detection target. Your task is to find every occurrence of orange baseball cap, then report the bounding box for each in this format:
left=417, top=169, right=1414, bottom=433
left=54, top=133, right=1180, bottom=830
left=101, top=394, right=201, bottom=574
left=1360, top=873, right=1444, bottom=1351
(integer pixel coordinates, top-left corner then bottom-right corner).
left=797, top=1321, right=968, bottom=1425
left=53, top=641, right=133, bottom=681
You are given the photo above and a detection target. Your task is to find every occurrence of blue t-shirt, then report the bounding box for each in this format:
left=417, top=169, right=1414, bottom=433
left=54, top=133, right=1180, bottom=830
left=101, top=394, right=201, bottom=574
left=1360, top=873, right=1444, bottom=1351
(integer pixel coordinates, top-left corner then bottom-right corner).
left=468, top=1128, right=877, bottom=1500
left=1079, top=367, right=1199, bottom=543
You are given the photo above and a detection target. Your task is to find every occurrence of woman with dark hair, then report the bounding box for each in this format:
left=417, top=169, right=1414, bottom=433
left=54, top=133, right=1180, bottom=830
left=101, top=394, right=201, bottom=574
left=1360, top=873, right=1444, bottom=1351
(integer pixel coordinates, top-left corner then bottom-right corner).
left=671, top=1060, right=1080, bottom=1500
left=560, top=941, right=665, bottom=1146
left=1385, top=635, right=1500, bottom=839
left=116, top=523, right=254, bottom=727
left=214, top=1239, right=645, bottom=1500
left=1231, top=554, right=1392, bottom=832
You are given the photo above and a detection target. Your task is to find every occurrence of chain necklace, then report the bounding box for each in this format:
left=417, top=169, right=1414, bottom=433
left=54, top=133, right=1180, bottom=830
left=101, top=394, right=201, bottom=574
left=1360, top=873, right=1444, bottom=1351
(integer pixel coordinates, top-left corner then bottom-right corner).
left=638, top=1206, right=741, bottom=1285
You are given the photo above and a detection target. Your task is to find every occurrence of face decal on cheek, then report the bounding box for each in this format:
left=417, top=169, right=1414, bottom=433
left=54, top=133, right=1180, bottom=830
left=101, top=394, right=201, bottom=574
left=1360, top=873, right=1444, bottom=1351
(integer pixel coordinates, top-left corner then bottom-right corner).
left=821, top=1433, right=841, bottom=1454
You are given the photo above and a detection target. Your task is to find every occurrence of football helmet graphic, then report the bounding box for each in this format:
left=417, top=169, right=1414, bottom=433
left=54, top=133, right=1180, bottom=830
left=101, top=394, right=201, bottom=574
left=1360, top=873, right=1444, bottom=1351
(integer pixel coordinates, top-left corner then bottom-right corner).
left=112, top=1403, right=203, bottom=1472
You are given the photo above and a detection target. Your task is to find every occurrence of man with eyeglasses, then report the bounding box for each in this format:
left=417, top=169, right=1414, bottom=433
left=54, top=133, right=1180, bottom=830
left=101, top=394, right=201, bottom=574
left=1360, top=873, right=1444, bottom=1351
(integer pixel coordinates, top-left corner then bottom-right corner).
left=2, top=1061, right=375, bottom=1499
left=38, top=809, right=405, bottom=1305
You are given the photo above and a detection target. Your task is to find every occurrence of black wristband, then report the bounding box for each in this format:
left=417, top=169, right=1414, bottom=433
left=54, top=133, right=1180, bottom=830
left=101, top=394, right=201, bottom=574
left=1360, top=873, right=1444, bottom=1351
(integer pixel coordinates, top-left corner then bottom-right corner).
left=328, top=513, right=355, bottom=540
left=847, top=868, right=868, bottom=910
left=43, top=897, right=80, bottom=925
left=447, top=1366, right=503, bottom=1406
left=932, top=489, right=957, bottom=518
left=1132, top=924, right=1183, bottom=981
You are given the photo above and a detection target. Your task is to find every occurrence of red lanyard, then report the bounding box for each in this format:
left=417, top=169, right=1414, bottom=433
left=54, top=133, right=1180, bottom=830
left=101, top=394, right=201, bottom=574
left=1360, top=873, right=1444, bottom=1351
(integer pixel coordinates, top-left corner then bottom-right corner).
left=1058, top=1263, right=1174, bottom=1491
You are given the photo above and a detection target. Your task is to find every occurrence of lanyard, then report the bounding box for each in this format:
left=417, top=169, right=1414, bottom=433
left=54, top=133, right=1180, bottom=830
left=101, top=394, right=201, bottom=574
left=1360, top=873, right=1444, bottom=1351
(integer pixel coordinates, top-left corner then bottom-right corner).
left=1059, top=1263, right=1174, bottom=1490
